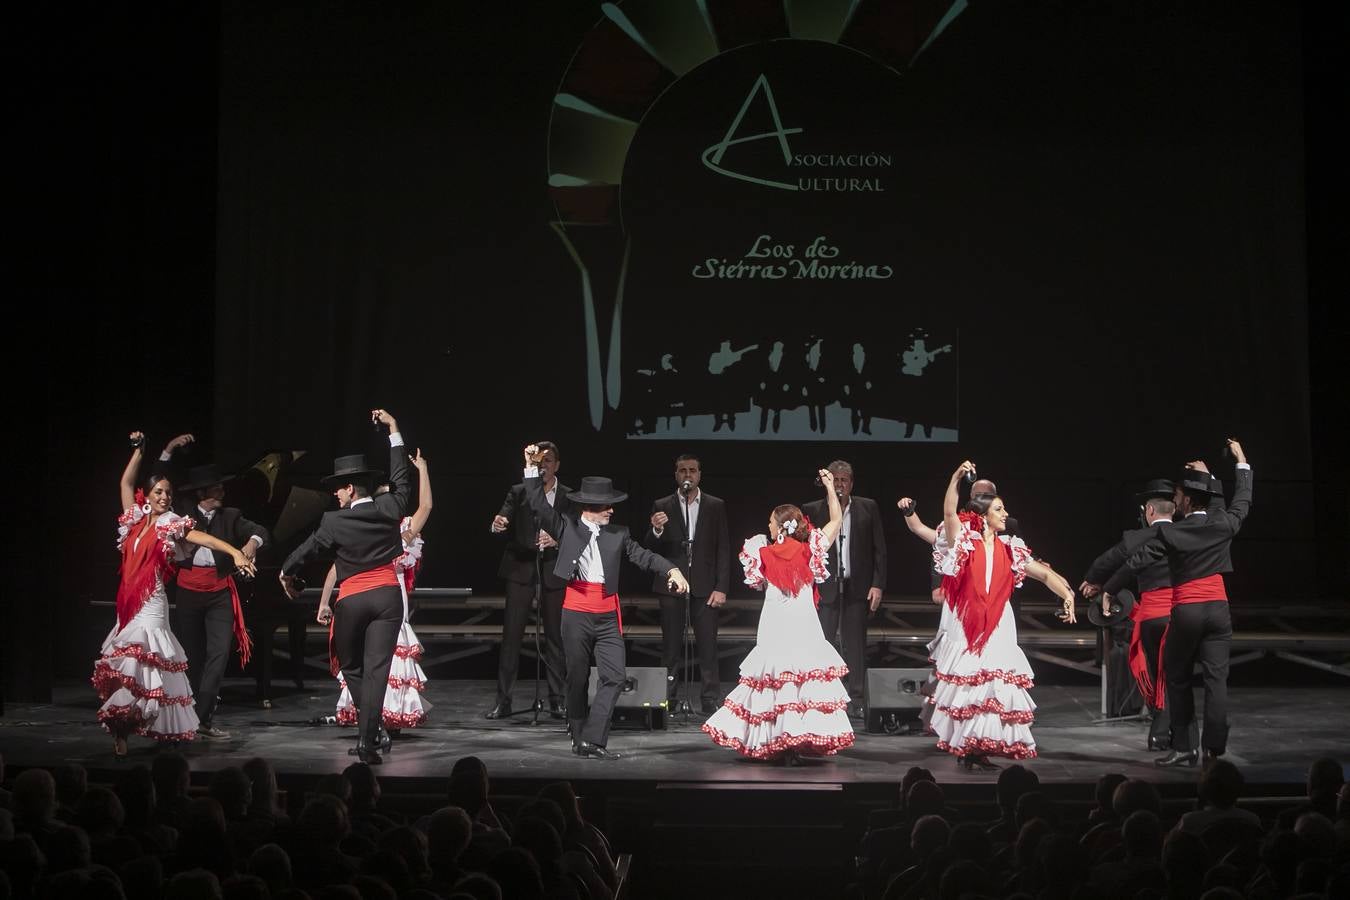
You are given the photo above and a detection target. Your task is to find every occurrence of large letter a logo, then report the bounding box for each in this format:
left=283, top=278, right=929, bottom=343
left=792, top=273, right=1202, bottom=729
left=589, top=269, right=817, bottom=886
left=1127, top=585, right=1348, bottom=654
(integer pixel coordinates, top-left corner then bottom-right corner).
left=702, top=75, right=802, bottom=191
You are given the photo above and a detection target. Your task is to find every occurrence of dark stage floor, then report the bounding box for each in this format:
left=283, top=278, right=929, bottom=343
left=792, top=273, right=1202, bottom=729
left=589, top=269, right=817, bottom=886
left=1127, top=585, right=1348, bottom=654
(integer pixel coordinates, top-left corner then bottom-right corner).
left=3, top=680, right=1345, bottom=791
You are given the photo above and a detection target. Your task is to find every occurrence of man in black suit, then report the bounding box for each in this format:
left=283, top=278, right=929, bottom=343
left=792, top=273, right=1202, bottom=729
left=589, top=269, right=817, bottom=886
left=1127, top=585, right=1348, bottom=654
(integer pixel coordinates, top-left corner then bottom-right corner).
left=1101, top=439, right=1252, bottom=767
left=643, top=453, right=730, bottom=713
left=280, top=408, right=413, bottom=764
left=171, top=462, right=270, bottom=740
left=803, top=459, right=887, bottom=716
left=486, top=440, right=571, bottom=720
left=1081, top=479, right=1197, bottom=752
left=520, top=443, right=689, bottom=759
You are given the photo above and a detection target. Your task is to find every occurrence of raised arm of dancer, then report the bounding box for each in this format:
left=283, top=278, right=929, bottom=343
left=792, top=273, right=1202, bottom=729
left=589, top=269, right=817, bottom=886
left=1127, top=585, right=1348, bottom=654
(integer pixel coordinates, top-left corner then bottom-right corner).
left=897, top=496, right=938, bottom=544
left=943, top=461, right=974, bottom=542
left=184, top=530, right=257, bottom=578
left=1025, top=560, right=1076, bottom=624
left=405, top=449, right=432, bottom=539
left=120, top=433, right=144, bottom=510
left=372, top=409, right=412, bottom=517
left=317, top=564, right=337, bottom=625
left=818, top=469, right=845, bottom=545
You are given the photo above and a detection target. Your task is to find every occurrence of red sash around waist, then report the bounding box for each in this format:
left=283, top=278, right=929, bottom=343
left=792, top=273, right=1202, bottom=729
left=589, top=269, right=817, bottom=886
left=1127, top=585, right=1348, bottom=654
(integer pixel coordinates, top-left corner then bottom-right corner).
left=328, top=563, right=400, bottom=675
left=337, top=563, right=400, bottom=601
left=1126, top=587, right=1173, bottom=708
left=1173, top=573, right=1227, bottom=605
left=565, top=580, right=623, bottom=633
left=177, top=565, right=253, bottom=667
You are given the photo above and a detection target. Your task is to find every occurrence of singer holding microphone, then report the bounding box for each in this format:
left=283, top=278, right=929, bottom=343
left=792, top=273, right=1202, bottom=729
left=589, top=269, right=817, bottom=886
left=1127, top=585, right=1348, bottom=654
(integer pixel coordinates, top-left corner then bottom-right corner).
left=802, top=460, right=887, bottom=718
left=519, top=443, right=690, bottom=759
left=644, top=454, right=731, bottom=714
left=486, top=440, right=571, bottom=720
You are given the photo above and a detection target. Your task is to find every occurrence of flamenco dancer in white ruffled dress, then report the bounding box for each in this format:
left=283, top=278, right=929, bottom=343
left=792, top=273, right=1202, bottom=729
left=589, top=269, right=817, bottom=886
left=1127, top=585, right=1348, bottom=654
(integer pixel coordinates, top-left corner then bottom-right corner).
left=929, top=460, right=1077, bottom=770
left=94, top=432, right=258, bottom=757
left=703, top=469, right=856, bottom=764
left=319, top=449, right=433, bottom=736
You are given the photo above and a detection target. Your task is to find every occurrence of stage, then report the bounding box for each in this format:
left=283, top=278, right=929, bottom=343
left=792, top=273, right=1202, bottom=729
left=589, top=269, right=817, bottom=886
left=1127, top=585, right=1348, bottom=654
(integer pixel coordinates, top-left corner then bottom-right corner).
left=3, top=679, right=1344, bottom=793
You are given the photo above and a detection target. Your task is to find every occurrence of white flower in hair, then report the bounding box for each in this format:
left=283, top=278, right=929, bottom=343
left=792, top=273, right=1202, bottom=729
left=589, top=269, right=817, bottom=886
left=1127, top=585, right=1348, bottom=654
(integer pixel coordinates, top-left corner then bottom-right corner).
left=782, top=519, right=798, bottom=535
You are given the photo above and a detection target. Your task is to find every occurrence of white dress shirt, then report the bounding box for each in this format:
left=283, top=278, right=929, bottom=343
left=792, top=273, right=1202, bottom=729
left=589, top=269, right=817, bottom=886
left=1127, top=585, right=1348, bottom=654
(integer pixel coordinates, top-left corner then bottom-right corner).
left=578, top=517, right=605, bottom=584
left=191, top=504, right=264, bottom=567
left=653, top=489, right=700, bottom=540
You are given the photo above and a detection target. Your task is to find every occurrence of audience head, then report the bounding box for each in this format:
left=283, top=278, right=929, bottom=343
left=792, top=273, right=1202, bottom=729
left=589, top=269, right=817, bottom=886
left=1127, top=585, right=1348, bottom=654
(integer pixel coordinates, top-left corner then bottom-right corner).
left=120, top=855, right=165, bottom=898
left=12, top=768, right=57, bottom=824
left=314, top=773, right=352, bottom=804
left=241, top=757, right=282, bottom=817
left=446, top=770, right=488, bottom=817
left=516, top=799, right=566, bottom=838
left=905, top=779, right=945, bottom=818
left=426, top=806, right=473, bottom=869
left=115, top=765, right=158, bottom=829
left=343, top=762, right=381, bottom=811
left=75, top=786, right=126, bottom=837
left=995, top=764, right=1040, bottom=815
left=449, top=873, right=503, bottom=900
left=899, top=766, right=936, bottom=808
left=1013, top=790, right=1059, bottom=829
left=1112, top=779, right=1162, bottom=819
left=44, top=824, right=92, bottom=873
left=1293, top=811, right=1336, bottom=858
left=359, top=849, right=411, bottom=897
left=220, top=875, right=268, bottom=900
left=54, top=763, right=89, bottom=810
left=514, top=817, right=566, bottom=870
left=1013, top=818, right=1052, bottom=871
left=152, top=752, right=192, bottom=803
left=1122, top=809, right=1163, bottom=859
left=1307, top=757, right=1344, bottom=802
left=1093, top=772, right=1128, bottom=813
left=485, top=847, right=543, bottom=900
left=165, top=868, right=223, bottom=900
left=536, top=782, right=583, bottom=829
left=1162, top=829, right=1208, bottom=894
left=247, top=843, right=292, bottom=893
left=298, top=794, right=351, bottom=846
left=0, top=808, right=12, bottom=842
left=1038, top=834, right=1089, bottom=894
left=378, top=825, right=431, bottom=884
left=938, top=860, right=991, bottom=900
left=948, top=822, right=993, bottom=864
left=910, top=814, right=950, bottom=861
left=209, top=767, right=253, bottom=819
left=1198, top=759, right=1245, bottom=809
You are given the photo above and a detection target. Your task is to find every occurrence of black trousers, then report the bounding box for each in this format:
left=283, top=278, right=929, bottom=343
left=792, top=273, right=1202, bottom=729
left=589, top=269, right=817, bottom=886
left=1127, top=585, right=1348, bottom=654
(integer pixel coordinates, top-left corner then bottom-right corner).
left=817, top=586, right=867, bottom=698
left=497, top=579, right=566, bottom=704
left=659, top=593, right=721, bottom=705
left=562, top=609, right=625, bottom=747
left=1138, top=615, right=1199, bottom=748
left=175, top=587, right=234, bottom=726
left=1163, top=600, right=1232, bottom=753
left=333, top=585, right=403, bottom=746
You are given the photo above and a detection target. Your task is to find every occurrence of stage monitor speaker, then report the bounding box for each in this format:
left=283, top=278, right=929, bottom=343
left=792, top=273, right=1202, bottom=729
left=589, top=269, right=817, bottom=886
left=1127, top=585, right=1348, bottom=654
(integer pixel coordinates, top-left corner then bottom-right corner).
left=587, top=666, right=668, bottom=730
left=864, top=667, right=930, bottom=734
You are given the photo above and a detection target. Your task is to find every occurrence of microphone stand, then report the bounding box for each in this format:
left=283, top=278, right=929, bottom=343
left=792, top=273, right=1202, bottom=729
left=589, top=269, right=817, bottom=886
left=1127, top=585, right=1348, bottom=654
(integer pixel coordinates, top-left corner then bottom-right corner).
left=504, top=512, right=552, bottom=726
left=674, top=485, right=696, bottom=718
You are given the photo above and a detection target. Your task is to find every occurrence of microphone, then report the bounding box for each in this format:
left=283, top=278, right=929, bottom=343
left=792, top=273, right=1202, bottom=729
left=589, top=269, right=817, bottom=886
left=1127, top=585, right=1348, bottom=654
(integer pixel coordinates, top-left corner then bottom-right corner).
left=679, top=480, right=693, bottom=494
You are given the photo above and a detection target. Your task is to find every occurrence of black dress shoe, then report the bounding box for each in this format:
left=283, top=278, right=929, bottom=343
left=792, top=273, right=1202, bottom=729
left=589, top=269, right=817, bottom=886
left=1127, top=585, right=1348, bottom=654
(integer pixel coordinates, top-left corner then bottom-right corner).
left=1147, top=736, right=1172, bottom=752
left=576, top=741, right=621, bottom=760
left=484, top=702, right=512, bottom=720
left=1154, top=749, right=1199, bottom=768
left=701, top=700, right=721, bottom=715
left=959, top=754, right=1001, bottom=771
left=376, top=727, right=392, bottom=752
left=348, top=744, right=383, bottom=765
left=847, top=702, right=865, bottom=720
left=1203, top=748, right=1223, bottom=764
left=549, top=698, right=567, bottom=720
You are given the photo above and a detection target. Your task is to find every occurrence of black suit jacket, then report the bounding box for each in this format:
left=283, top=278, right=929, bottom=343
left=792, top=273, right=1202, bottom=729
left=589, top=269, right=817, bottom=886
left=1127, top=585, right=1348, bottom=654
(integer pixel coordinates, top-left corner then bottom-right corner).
left=1103, top=468, right=1253, bottom=595
left=523, top=475, right=677, bottom=597
left=282, top=441, right=413, bottom=581
left=642, top=491, right=731, bottom=598
left=496, top=481, right=573, bottom=588
left=801, top=495, right=887, bottom=604
left=180, top=507, right=270, bottom=577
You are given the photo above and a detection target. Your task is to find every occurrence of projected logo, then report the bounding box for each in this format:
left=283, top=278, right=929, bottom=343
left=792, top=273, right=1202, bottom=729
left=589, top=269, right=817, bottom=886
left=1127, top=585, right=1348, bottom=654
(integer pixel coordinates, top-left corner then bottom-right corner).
left=546, top=0, right=969, bottom=442
left=703, top=74, right=891, bottom=195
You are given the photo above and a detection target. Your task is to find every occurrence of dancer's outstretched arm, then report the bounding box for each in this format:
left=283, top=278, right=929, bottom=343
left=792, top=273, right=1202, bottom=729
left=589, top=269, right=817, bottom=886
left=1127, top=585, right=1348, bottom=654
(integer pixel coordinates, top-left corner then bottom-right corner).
left=942, top=461, right=975, bottom=541
left=817, top=469, right=845, bottom=545
left=897, top=496, right=938, bottom=544
left=406, top=449, right=432, bottom=540
left=120, top=433, right=144, bottom=511
left=1026, top=560, right=1076, bottom=624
